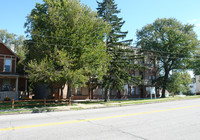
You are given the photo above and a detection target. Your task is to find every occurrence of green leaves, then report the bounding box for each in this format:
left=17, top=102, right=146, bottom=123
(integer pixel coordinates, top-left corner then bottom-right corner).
left=167, top=72, right=192, bottom=95
left=24, top=0, right=110, bottom=92
left=97, top=0, right=139, bottom=94
left=137, top=18, right=199, bottom=97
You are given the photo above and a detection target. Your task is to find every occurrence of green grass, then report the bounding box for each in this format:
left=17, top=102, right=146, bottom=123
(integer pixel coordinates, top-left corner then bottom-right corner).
left=0, top=100, right=71, bottom=110
left=1, top=95, right=200, bottom=114
left=104, top=95, right=200, bottom=106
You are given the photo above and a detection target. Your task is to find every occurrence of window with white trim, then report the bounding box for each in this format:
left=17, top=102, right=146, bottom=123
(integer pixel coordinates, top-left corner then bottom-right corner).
left=4, top=59, right=12, bottom=72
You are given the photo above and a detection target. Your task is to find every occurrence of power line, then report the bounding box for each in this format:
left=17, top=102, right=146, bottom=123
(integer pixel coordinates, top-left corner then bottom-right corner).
left=24, top=40, right=200, bottom=60
left=25, top=35, right=200, bottom=57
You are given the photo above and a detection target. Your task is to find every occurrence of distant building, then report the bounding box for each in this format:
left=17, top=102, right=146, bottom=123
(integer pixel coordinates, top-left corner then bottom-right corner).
left=196, top=75, right=200, bottom=94
left=189, top=83, right=196, bottom=95
left=65, top=47, right=159, bottom=100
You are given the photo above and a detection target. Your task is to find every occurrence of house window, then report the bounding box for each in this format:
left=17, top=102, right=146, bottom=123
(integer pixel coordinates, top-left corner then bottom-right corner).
left=139, top=72, right=143, bottom=79
left=148, top=76, right=152, bottom=80
left=1, top=79, right=11, bottom=91
left=4, top=59, right=12, bottom=72
left=76, top=87, right=81, bottom=96
left=131, top=73, right=135, bottom=81
left=149, top=75, right=156, bottom=80
left=131, top=87, right=135, bottom=95
left=128, top=87, right=131, bottom=95
left=130, top=60, right=134, bottom=64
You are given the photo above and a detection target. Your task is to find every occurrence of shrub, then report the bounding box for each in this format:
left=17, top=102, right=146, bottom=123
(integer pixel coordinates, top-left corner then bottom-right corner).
left=23, top=97, right=30, bottom=100
left=4, top=97, right=11, bottom=101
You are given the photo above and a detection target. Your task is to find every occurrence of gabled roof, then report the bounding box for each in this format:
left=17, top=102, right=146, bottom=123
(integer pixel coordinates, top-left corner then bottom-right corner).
left=0, top=42, right=19, bottom=58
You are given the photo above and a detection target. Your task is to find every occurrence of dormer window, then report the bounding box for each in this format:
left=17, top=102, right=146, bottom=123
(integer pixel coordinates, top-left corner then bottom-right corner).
left=4, top=59, right=12, bottom=72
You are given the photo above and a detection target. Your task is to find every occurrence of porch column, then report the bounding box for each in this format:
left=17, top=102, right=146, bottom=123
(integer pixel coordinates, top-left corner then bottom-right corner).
left=15, top=77, right=18, bottom=92
left=25, top=79, right=27, bottom=91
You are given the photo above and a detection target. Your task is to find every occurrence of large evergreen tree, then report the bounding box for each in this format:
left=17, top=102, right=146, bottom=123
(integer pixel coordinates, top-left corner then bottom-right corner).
left=97, top=0, right=139, bottom=101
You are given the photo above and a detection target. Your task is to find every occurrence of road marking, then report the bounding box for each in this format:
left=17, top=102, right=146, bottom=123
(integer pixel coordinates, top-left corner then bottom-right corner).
left=1, top=104, right=200, bottom=131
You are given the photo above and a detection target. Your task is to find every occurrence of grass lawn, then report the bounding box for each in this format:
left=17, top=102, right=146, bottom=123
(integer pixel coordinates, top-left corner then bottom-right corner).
left=0, top=95, right=200, bottom=114
left=79, top=95, right=200, bottom=106
left=0, top=100, right=70, bottom=110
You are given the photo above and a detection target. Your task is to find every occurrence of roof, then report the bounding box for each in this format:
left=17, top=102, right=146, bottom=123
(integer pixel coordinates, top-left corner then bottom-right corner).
left=0, top=42, right=19, bottom=58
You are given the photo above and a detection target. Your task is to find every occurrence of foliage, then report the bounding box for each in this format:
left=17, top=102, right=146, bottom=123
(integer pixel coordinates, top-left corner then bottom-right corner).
left=97, top=0, right=140, bottom=101
left=136, top=18, right=199, bottom=98
left=23, top=97, right=30, bottom=100
left=167, top=72, right=192, bottom=95
left=192, top=48, right=200, bottom=75
left=24, top=0, right=110, bottom=98
left=0, top=29, right=26, bottom=62
left=4, top=97, right=11, bottom=101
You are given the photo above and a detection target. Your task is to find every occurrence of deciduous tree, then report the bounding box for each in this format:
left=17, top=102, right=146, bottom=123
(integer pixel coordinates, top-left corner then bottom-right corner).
left=24, top=0, right=110, bottom=98
left=137, top=18, right=199, bottom=98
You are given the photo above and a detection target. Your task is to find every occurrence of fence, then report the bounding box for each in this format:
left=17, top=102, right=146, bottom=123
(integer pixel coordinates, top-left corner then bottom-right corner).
left=0, top=98, right=71, bottom=109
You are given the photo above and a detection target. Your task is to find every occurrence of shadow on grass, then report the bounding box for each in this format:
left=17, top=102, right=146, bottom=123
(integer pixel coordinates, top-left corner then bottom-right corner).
left=32, top=108, right=55, bottom=113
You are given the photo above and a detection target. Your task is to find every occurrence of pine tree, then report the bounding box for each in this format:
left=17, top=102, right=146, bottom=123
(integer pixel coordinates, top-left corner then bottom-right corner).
left=97, top=0, right=132, bottom=47
left=97, top=0, right=139, bottom=101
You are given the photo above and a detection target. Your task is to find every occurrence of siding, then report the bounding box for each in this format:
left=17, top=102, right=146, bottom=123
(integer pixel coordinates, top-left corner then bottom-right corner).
left=0, top=59, right=3, bottom=72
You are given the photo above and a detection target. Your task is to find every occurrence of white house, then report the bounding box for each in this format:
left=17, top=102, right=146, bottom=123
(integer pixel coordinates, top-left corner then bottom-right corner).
left=196, top=75, right=200, bottom=94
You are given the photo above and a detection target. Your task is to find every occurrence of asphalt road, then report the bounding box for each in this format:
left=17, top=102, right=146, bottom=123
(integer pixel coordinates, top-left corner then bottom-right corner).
left=1, top=99, right=200, bottom=140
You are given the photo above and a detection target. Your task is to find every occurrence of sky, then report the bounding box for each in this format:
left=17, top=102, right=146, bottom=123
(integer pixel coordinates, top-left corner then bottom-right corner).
left=1, top=0, right=200, bottom=44
left=1, top=0, right=198, bottom=77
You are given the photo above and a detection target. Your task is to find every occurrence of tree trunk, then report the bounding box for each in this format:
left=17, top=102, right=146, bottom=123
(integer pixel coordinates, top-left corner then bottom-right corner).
left=89, top=88, right=91, bottom=101
left=117, top=90, right=121, bottom=99
left=67, top=82, right=71, bottom=99
left=161, top=86, right=166, bottom=98
left=104, top=88, right=110, bottom=102
left=60, top=85, right=64, bottom=99
left=161, top=70, right=169, bottom=98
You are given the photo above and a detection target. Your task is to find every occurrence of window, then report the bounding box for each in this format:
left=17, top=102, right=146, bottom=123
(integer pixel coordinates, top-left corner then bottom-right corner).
left=76, top=87, right=81, bottom=95
left=131, top=73, right=135, bottom=81
left=140, top=72, right=144, bottom=79
left=128, top=87, right=131, bottom=95
left=1, top=79, right=11, bottom=91
left=130, top=60, right=134, bottom=64
left=148, top=76, right=152, bottom=80
left=149, top=75, right=156, bottom=80
left=131, top=87, right=135, bottom=95
left=4, top=59, right=12, bottom=72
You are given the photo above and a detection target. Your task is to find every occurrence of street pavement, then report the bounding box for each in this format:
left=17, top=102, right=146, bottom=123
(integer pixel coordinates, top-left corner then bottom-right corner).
left=0, top=99, right=200, bottom=140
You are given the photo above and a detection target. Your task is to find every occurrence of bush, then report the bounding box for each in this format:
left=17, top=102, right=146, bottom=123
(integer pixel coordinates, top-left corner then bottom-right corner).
left=4, top=97, right=11, bottom=101
left=23, top=97, right=30, bottom=100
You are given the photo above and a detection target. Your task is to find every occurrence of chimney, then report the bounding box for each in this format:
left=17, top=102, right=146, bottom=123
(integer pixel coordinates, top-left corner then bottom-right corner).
left=10, top=44, right=15, bottom=52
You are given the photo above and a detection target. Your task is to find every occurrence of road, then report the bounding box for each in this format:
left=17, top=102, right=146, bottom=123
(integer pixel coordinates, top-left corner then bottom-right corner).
left=1, top=99, right=200, bottom=140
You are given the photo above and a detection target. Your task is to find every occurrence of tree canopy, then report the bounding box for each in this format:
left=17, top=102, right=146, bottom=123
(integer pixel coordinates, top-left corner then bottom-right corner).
left=0, top=29, right=25, bottom=57
left=167, top=72, right=192, bottom=96
left=24, top=0, right=110, bottom=98
left=136, top=18, right=199, bottom=97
